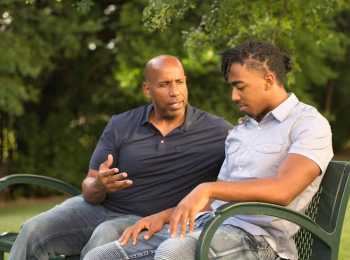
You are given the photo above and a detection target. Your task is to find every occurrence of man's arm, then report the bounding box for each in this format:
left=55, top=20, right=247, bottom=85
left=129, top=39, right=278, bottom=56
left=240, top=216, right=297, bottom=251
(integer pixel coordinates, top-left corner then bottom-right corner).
left=169, top=153, right=320, bottom=237
left=82, top=154, right=133, bottom=204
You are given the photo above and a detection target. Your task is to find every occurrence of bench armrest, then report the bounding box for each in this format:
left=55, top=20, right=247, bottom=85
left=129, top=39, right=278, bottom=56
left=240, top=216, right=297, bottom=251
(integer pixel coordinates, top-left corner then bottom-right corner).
left=196, top=202, right=332, bottom=260
left=0, top=174, right=80, bottom=196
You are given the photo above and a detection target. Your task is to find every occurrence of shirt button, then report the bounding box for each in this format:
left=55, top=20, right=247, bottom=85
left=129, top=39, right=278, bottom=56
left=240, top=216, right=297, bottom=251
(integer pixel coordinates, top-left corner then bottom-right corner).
left=160, top=140, right=164, bottom=144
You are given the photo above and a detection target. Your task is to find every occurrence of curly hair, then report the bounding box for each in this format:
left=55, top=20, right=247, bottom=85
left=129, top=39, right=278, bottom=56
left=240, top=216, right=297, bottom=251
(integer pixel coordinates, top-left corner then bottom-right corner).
left=221, top=40, right=292, bottom=85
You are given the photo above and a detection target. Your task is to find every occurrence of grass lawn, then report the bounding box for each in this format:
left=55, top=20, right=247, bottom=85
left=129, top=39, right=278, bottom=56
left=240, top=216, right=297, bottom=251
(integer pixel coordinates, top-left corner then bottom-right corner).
left=1, top=197, right=350, bottom=260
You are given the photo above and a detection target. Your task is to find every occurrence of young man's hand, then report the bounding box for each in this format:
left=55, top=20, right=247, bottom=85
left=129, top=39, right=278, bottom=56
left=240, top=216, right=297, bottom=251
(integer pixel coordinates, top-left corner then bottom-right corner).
left=169, top=183, right=212, bottom=238
left=118, top=208, right=173, bottom=245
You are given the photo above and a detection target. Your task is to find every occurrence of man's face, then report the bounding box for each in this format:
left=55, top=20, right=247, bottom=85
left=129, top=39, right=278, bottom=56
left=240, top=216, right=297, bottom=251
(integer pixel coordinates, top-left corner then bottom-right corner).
left=227, top=63, right=270, bottom=119
left=144, top=63, right=188, bottom=120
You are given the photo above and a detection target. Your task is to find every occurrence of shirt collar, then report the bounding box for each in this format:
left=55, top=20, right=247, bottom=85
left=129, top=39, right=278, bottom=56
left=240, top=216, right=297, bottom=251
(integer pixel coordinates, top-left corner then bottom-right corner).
left=270, top=93, right=299, bottom=122
left=141, top=104, right=194, bottom=131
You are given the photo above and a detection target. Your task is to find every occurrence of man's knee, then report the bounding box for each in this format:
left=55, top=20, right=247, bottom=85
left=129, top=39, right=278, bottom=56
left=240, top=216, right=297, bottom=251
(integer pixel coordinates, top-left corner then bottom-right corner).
left=155, top=237, right=197, bottom=260
left=83, top=242, right=128, bottom=260
left=81, top=216, right=140, bottom=257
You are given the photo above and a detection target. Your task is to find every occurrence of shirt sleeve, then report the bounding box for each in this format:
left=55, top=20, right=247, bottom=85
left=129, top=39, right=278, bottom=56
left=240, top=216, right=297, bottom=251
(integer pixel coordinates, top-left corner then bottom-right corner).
left=89, top=116, right=120, bottom=170
left=288, top=114, right=333, bottom=174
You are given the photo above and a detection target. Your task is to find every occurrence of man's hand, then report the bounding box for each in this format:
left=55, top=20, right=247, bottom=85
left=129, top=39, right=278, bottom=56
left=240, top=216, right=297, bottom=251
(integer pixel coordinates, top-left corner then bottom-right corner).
left=118, top=209, right=172, bottom=245
left=169, top=183, right=211, bottom=238
left=96, top=154, right=133, bottom=192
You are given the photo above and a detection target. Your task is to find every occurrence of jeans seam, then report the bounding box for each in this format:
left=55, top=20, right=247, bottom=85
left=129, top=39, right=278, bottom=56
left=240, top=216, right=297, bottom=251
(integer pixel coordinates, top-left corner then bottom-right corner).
left=32, top=226, right=97, bottom=257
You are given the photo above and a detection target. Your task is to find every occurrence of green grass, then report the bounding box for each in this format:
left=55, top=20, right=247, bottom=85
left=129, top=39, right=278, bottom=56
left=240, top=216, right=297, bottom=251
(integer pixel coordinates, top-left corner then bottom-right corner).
left=0, top=197, right=66, bottom=260
left=1, top=197, right=350, bottom=259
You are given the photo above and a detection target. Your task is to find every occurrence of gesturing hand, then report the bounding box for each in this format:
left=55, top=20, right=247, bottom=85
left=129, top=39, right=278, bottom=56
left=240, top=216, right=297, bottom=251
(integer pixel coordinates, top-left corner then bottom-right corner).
left=118, top=211, right=169, bottom=245
left=96, top=154, right=133, bottom=192
left=169, top=184, right=211, bottom=238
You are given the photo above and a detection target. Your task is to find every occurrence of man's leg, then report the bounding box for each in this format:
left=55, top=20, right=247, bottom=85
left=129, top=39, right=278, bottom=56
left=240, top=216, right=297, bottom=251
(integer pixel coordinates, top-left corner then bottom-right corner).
left=155, top=225, right=279, bottom=260
left=82, top=226, right=171, bottom=260
left=80, top=215, right=141, bottom=258
left=9, top=196, right=109, bottom=260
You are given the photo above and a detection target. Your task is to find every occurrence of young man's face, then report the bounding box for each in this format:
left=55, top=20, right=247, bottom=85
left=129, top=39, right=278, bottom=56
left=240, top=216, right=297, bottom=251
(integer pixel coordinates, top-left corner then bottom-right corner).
left=144, top=62, right=188, bottom=120
left=227, top=63, right=270, bottom=120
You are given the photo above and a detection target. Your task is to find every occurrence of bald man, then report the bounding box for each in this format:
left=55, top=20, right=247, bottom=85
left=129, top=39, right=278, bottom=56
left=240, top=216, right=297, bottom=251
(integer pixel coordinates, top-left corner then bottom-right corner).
left=9, top=55, right=232, bottom=260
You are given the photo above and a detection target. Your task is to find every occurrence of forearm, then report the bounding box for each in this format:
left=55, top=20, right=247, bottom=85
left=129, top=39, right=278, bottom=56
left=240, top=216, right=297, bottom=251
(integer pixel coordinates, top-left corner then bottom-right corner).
left=82, top=176, right=107, bottom=204
left=201, top=178, right=294, bottom=206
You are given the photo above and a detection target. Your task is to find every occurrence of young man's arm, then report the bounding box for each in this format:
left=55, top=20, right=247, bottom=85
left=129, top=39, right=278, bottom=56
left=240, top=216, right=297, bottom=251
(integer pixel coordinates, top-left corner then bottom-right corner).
left=169, top=153, right=320, bottom=237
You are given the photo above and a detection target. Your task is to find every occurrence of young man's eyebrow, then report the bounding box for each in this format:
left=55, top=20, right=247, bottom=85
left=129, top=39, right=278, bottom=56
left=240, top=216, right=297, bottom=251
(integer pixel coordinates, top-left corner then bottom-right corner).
left=229, top=80, right=243, bottom=86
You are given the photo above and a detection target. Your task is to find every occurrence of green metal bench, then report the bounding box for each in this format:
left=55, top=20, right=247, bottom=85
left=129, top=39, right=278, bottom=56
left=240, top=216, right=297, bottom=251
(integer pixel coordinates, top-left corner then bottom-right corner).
left=0, top=174, right=81, bottom=260
left=1, top=160, right=349, bottom=260
left=196, top=160, right=350, bottom=260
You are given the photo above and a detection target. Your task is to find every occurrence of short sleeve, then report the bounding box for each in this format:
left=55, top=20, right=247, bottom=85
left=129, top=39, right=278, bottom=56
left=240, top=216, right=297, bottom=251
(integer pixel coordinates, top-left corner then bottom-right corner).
left=289, top=115, right=333, bottom=173
left=89, top=116, right=120, bottom=170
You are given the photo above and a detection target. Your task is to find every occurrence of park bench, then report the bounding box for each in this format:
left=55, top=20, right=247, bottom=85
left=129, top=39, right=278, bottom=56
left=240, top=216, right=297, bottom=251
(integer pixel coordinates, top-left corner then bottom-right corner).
left=1, top=160, right=349, bottom=260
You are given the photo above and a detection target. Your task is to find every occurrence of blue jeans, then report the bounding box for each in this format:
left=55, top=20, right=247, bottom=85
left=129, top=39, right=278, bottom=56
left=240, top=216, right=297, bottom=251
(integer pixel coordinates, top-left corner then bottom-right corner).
left=83, top=213, right=280, bottom=260
left=9, top=196, right=140, bottom=260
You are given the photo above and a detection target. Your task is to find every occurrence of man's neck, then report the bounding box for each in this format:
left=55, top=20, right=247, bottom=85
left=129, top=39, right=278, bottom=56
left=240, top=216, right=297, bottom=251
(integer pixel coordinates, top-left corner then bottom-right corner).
left=149, top=112, right=186, bottom=136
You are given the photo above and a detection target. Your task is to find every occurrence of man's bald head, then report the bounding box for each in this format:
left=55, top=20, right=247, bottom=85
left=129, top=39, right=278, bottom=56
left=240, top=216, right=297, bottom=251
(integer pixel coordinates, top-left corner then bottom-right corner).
left=144, top=55, right=185, bottom=83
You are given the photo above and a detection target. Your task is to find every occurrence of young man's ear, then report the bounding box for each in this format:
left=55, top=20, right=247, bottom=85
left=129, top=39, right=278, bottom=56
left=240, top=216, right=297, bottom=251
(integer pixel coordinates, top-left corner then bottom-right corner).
left=143, top=82, right=151, bottom=98
left=264, top=72, right=275, bottom=90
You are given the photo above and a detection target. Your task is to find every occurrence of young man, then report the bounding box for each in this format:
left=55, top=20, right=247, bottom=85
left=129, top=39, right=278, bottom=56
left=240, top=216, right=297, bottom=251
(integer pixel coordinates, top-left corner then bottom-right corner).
left=9, top=55, right=231, bottom=260
left=83, top=41, right=333, bottom=260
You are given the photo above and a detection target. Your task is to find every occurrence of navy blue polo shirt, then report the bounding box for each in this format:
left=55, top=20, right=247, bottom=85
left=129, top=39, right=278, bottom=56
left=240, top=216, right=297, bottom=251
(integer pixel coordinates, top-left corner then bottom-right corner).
left=89, top=104, right=232, bottom=216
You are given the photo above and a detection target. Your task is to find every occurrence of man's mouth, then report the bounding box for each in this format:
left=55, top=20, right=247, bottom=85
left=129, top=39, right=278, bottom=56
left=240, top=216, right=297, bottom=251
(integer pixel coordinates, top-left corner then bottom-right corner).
left=237, top=103, right=248, bottom=111
left=169, top=101, right=183, bottom=109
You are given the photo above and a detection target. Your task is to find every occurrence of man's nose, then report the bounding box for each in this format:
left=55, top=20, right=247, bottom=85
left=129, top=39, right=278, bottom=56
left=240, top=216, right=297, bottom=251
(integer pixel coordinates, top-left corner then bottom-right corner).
left=231, top=87, right=240, bottom=102
left=169, top=82, right=180, bottom=96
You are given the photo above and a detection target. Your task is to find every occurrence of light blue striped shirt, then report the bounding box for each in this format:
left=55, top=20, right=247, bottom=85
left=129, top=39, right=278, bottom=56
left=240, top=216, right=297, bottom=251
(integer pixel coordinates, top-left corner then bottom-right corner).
left=211, top=93, right=333, bottom=260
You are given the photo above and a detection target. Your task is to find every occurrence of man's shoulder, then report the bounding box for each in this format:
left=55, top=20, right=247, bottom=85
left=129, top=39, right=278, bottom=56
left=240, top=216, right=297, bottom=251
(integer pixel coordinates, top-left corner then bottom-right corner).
left=290, top=102, right=332, bottom=137
left=293, top=102, right=330, bottom=126
left=109, top=105, right=148, bottom=125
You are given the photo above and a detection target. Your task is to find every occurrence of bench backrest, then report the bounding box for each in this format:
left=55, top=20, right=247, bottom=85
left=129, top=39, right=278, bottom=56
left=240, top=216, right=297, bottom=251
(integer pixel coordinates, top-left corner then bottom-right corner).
left=295, top=160, right=350, bottom=260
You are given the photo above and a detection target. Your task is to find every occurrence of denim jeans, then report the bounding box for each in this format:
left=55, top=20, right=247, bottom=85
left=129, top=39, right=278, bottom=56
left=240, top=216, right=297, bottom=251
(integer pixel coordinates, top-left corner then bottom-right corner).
left=9, top=196, right=140, bottom=260
left=83, top=213, right=280, bottom=260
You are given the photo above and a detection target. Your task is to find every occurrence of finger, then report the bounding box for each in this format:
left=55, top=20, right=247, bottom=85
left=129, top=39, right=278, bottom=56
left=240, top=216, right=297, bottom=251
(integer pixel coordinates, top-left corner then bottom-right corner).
left=189, top=213, right=195, bottom=233
left=169, top=211, right=181, bottom=238
left=110, top=172, right=128, bottom=181
left=132, top=225, right=145, bottom=245
left=99, top=154, right=114, bottom=170
left=106, top=180, right=133, bottom=192
left=119, top=228, right=132, bottom=245
left=100, top=168, right=119, bottom=178
left=179, top=212, right=189, bottom=238
left=144, top=228, right=155, bottom=240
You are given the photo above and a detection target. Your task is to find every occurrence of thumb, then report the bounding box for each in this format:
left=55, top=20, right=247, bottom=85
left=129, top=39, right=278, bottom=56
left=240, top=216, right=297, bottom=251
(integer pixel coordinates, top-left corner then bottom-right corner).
left=99, top=154, right=114, bottom=170
left=144, top=229, right=154, bottom=240
left=106, top=154, right=114, bottom=167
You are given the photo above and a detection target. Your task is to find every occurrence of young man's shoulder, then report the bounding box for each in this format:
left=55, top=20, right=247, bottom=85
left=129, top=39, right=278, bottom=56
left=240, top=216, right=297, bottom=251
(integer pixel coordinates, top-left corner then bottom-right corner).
left=293, top=102, right=331, bottom=129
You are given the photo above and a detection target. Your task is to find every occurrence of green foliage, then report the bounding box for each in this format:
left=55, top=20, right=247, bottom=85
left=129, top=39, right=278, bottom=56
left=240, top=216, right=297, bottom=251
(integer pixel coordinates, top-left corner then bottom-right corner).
left=144, top=0, right=346, bottom=92
left=0, top=0, right=350, bottom=195
left=143, top=0, right=350, bottom=147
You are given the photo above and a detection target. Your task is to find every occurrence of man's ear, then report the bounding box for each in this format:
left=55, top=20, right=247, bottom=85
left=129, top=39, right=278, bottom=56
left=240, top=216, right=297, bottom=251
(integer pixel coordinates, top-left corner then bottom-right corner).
left=143, top=82, right=151, bottom=98
left=264, top=72, right=275, bottom=90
